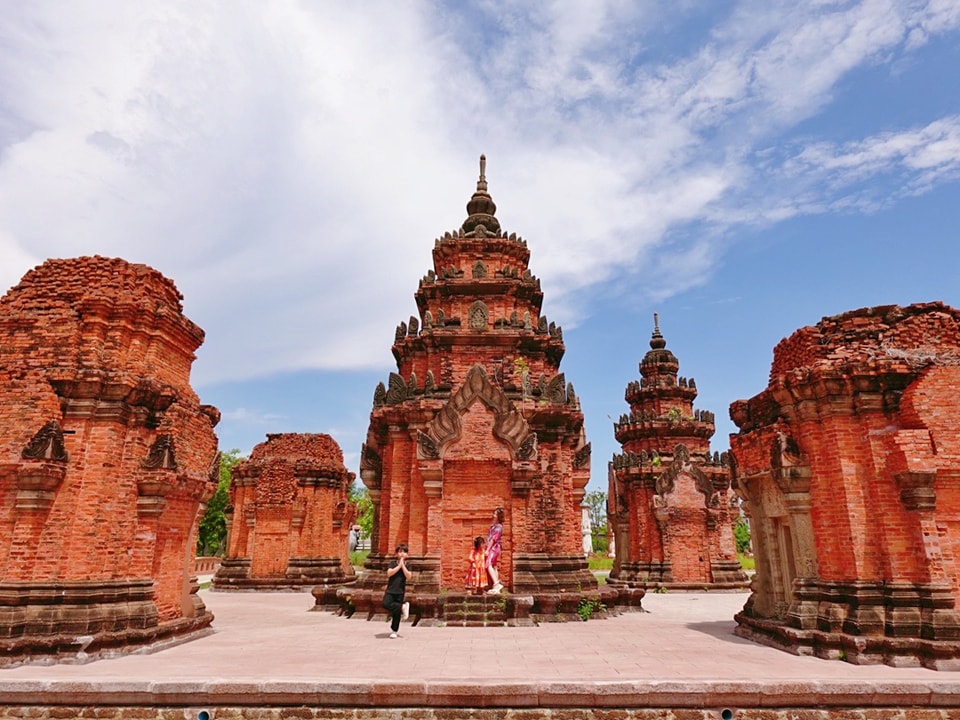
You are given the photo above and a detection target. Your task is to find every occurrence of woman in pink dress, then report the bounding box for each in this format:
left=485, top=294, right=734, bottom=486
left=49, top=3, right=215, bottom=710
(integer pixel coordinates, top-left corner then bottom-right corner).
left=485, top=507, right=504, bottom=594
left=465, top=536, right=488, bottom=594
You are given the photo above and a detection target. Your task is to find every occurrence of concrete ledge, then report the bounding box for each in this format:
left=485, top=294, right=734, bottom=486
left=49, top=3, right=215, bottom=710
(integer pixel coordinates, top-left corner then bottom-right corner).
left=2, top=679, right=960, bottom=709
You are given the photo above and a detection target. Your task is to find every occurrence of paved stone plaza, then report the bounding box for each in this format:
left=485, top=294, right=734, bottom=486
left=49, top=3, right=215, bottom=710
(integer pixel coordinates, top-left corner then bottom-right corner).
left=2, top=588, right=960, bottom=716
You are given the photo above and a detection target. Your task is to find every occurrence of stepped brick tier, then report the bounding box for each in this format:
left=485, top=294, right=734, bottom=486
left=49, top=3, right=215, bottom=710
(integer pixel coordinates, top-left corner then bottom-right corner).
left=331, top=157, right=613, bottom=624
left=214, top=433, right=356, bottom=594
left=0, top=256, right=220, bottom=665
left=730, top=302, right=960, bottom=669
left=608, top=316, right=747, bottom=597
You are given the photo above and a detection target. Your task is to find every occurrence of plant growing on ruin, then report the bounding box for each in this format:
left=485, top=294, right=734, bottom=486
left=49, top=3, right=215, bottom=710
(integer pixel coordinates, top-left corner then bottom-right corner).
left=577, top=596, right=606, bottom=621
left=512, top=355, right=530, bottom=376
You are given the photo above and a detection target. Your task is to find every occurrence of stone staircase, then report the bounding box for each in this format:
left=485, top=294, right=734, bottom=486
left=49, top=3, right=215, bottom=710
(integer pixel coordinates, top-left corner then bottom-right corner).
left=439, top=593, right=508, bottom=627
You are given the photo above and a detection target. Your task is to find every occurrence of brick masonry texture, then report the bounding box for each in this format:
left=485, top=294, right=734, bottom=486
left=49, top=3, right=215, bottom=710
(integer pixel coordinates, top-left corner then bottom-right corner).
left=608, top=316, right=747, bottom=593
left=0, top=256, right=220, bottom=664
left=729, top=302, right=960, bottom=669
left=343, top=157, right=601, bottom=622
left=3, top=708, right=960, bottom=719
left=214, top=432, right=356, bottom=590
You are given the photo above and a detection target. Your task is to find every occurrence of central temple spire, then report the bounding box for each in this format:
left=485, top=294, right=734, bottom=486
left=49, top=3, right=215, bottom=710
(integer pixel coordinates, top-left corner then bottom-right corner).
left=462, top=154, right=500, bottom=235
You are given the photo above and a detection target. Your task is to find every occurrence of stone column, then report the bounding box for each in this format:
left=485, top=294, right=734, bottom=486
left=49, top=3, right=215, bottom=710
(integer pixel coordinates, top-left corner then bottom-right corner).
left=773, top=466, right=819, bottom=630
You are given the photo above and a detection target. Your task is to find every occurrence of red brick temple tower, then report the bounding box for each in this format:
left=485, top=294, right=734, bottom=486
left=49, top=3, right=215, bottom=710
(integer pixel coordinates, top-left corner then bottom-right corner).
left=608, top=315, right=746, bottom=596
left=730, top=302, right=960, bottom=669
left=214, top=433, right=356, bottom=594
left=340, top=156, right=606, bottom=624
left=0, top=257, right=219, bottom=664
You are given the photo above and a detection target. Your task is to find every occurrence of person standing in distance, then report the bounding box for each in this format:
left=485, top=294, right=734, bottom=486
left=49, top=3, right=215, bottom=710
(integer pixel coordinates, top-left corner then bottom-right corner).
left=383, top=543, right=411, bottom=638
left=485, top=508, right=504, bottom=594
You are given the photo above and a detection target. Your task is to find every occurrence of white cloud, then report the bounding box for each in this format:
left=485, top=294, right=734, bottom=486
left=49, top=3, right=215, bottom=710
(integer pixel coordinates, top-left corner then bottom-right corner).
left=1, top=0, right=958, bottom=385
left=773, top=116, right=960, bottom=206
left=221, top=408, right=286, bottom=425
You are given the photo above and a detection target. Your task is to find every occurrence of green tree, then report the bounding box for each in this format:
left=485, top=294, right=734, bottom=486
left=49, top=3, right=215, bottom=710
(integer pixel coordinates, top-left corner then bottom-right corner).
left=584, top=489, right=608, bottom=553
left=350, top=481, right=374, bottom=541
left=734, top=518, right=751, bottom=554
left=584, top=490, right=607, bottom=531
left=196, top=448, right=244, bottom=556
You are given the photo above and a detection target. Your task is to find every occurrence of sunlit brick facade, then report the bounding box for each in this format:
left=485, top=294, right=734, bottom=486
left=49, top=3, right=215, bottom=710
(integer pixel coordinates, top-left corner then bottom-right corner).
left=731, top=302, right=960, bottom=669
left=339, top=158, right=608, bottom=623
left=214, top=432, right=355, bottom=593
left=0, top=257, right=219, bottom=664
left=608, top=316, right=746, bottom=596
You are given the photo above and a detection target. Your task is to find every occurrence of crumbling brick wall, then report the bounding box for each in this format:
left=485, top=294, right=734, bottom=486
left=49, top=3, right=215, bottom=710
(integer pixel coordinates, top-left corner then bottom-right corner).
left=730, top=302, right=960, bottom=669
left=215, top=433, right=356, bottom=592
left=0, top=256, right=219, bottom=664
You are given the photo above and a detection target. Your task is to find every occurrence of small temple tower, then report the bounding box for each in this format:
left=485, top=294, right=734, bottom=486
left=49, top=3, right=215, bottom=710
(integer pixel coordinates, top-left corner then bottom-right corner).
left=608, top=315, right=746, bottom=594
left=214, top=433, right=356, bottom=593
left=731, top=302, right=960, bottom=669
left=340, top=156, right=607, bottom=623
left=0, top=257, right=219, bottom=664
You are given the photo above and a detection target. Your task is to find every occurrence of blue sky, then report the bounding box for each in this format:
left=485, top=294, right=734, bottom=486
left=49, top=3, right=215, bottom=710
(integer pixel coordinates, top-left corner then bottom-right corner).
left=1, top=2, right=958, bottom=492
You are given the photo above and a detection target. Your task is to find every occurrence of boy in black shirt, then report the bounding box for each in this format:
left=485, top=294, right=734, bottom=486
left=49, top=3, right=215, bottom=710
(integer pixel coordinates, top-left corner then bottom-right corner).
left=382, top=543, right=411, bottom=638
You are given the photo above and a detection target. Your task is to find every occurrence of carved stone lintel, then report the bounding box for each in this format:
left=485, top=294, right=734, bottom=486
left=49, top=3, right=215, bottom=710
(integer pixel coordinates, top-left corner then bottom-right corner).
left=137, top=472, right=176, bottom=517
left=771, top=464, right=811, bottom=495
left=136, top=496, right=167, bottom=516
left=421, top=465, right=443, bottom=498
left=895, top=470, right=937, bottom=511
left=511, top=463, right=535, bottom=496
left=424, top=365, right=531, bottom=458
left=291, top=502, right=306, bottom=529
left=16, top=461, right=67, bottom=512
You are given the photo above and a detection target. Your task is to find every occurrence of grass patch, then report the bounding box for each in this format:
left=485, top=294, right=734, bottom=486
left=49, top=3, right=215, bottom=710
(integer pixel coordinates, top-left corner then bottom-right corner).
left=738, top=552, right=755, bottom=571
left=588, top=553, right=613, bottom=570
left=350, top=549, right=369, bottom=568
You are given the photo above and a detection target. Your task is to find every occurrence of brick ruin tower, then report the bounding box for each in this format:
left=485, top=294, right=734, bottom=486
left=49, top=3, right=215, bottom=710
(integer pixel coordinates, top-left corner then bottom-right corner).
left=0, top=257, right=220, bottom=664
left=608, top=315, right=746, bottom=596
left=213, top=433, right=356, bottom=594
left=730, top=302, right=960, bottom=669
left=340, top=156, right=607, bottom=624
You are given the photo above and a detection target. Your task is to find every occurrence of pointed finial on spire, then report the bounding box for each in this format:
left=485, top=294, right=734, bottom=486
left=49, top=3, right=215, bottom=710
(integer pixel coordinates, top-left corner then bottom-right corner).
left=462, top=153, right=499, bottom=235
left=650, top=312, right=666, bottom=349
left=476, top=154, right=488, bottom=193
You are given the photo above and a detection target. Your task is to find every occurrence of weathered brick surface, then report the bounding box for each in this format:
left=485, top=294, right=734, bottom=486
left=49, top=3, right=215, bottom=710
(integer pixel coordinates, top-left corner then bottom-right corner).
left=730, top=302, right=960, bottom=668
left=1, top=708, right=960, bottom=719
left=609, top=318, right=746, bottom=593
left=214, top=433, right=356, bottom=591
left=0, top=256, right=219, bottom=664
left=345, top=158, right=595, bottom=618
